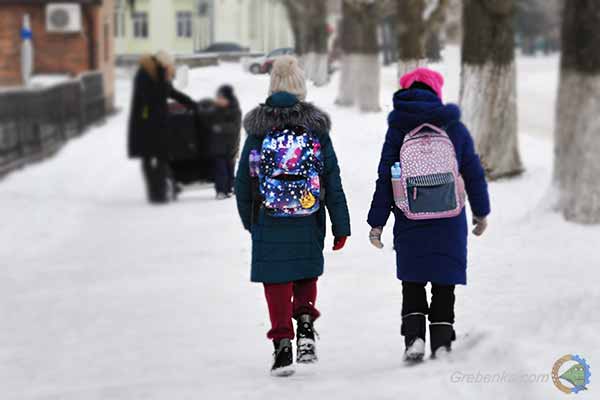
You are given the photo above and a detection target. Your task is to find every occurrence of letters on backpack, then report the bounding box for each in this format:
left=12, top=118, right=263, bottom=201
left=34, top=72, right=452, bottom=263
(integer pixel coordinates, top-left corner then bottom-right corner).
left=250, top=125, right=323, bottom=218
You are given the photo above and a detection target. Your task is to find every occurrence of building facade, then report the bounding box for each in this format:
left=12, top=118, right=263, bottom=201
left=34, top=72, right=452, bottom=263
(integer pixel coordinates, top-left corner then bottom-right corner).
left=113, top=0, right=197, bottom=55
left=0, top=0, right=115, bottom=106
left=114, top=0, right=293, bottom=55
left=211, top=0, right=293, bottom=53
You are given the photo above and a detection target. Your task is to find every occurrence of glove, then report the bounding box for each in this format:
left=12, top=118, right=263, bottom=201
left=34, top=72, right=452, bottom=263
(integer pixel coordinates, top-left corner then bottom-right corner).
left=332, top=236, right=347, bottom=251
left=369, top=227, right=384, bottom=249
left=472, top=216, right=488, bottom=236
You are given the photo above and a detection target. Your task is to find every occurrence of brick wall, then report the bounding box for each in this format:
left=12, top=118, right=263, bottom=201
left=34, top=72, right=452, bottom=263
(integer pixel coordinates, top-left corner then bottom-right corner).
left=0, top=2, right=114, bottom=108
left=0, top=5, right=27, bottom=84
left=96, top=0, right=115, bottom=109
left=0, top=4, right=92, bottom=85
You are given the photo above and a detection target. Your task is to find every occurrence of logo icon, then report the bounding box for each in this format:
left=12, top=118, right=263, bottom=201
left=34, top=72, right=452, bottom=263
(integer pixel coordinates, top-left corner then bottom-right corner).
left=552, top=354, right=591, bottom=394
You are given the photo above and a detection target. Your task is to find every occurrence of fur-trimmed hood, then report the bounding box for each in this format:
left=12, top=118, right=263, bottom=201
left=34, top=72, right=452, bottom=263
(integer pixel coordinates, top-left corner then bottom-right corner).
left=243, top=100, right=331, bottom=137
left=388, top=89, right=461, bottom=130
left=139, top=55, right=160, bottom=81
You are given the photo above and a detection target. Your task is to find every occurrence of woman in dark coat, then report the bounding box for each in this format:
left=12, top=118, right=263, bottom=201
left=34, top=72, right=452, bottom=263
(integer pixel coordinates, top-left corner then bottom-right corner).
left=235, top=56, right=350, bottom=376
left=128, top=51, right=196, bottom=203
left=367, top=68, right=490, bottom=360
left=211, top=85, right=241, bottom=198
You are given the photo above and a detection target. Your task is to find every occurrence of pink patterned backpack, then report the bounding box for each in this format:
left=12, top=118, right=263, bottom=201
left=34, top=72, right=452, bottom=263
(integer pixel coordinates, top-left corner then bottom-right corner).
left=392, top=123, right=465, bottom=220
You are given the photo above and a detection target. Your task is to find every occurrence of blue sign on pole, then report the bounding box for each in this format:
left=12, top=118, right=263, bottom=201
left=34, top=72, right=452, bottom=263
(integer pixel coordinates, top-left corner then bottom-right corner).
left=21, top=28, right=32, bottom=40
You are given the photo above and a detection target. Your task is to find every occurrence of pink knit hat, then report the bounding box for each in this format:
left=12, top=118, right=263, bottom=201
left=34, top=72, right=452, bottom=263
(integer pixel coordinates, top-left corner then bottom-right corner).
left=399, top=67, right=444, bottom=99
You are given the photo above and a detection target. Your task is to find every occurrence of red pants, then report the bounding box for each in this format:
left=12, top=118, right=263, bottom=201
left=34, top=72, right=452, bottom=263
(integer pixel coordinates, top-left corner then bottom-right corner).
left=263, top=278, right=320, bottom=340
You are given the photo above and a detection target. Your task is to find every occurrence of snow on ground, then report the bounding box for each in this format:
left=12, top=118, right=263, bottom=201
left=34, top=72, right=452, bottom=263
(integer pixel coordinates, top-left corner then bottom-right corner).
left=1, top=48, right=598, bottom=400
left=28, top=74, right=73, bottom=88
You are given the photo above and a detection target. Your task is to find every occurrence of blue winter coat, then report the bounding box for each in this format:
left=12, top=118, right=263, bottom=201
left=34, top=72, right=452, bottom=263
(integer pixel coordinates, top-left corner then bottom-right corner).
left=236, top=93, right=351, bottom=284
left=367, top=89, right=490, bottom=285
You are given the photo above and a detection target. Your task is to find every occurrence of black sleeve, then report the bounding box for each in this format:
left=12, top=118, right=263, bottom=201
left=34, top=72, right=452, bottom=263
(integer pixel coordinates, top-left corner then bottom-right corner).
left=167, top=84, right=196, bottom=110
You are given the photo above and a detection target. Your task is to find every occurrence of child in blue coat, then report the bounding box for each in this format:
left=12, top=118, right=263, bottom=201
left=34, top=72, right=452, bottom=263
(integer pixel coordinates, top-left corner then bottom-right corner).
left=367, top=68, right=490, bottom=360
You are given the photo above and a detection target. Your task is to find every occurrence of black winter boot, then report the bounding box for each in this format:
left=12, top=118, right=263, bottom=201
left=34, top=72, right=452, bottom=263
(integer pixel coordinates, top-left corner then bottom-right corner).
left=430, top=323, right=456, bottom=358
left=296, top=314, right=318, bottom=364
left=271, top=339, right=295, bottom=377
left=401, top=313, right=426, bottom=362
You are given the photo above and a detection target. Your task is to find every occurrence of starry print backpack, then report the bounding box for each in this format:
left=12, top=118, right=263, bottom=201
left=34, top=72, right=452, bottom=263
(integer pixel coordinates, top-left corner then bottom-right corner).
left=253, top=125, right=323, bottom=217
left=392, top=123, right=466, bottom=220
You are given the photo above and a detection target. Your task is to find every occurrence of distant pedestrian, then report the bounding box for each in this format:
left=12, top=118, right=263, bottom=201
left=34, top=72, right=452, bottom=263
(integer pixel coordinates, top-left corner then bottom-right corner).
left=211, top=85, right=241, bottom=199
left=128, top=51, right=197, bottom=204
left=235, top=56, right=351, bottom=377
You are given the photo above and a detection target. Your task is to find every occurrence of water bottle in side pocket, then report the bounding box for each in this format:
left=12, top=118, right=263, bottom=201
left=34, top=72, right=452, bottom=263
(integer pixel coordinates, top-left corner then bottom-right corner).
left=391, top=162, right=402, bottom=179
left=391, top=162, right=405, bottom=203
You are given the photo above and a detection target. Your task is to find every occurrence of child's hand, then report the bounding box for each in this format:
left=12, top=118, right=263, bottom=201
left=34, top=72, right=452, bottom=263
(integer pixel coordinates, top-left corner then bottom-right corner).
left=369, top=227, right=384, bottom=249
left=472, top=216, right=488, bottom=236
left=333, top=236, right=347, bottom=251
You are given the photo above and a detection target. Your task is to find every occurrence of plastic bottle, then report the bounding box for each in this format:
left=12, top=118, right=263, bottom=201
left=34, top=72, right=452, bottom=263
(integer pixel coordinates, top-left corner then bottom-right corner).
left=391, top=162, right=402, bottom=179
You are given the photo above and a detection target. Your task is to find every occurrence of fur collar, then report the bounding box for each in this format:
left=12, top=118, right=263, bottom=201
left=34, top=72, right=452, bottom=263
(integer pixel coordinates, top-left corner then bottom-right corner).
left=139, top=55, right=160, bottom=81
left=243, top=101, right=331, bottom=137
left=388, top=89, right=461, bottom=129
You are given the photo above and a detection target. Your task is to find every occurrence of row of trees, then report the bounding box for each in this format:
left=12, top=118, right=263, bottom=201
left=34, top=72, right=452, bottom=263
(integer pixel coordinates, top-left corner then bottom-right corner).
left=554, top=0, right=600, bottom=224
left=283, top=0, right=599, bottom=224
left=461, top=0, right=600, bottom=224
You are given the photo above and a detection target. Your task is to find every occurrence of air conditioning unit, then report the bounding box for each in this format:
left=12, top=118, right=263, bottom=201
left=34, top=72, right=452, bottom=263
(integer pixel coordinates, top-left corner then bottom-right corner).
left=46, top=3, right=82, bottom=33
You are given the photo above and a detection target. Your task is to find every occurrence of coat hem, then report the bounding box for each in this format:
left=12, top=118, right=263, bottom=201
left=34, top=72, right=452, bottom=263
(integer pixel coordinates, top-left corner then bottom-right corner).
left=251, top=271, right=323, bottom=284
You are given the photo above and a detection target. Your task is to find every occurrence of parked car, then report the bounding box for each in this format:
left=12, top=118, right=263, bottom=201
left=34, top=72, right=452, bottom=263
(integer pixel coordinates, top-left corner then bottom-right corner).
left=199, top=42, right=249, bottom=54
left=244, top=47, right=295, bottom=74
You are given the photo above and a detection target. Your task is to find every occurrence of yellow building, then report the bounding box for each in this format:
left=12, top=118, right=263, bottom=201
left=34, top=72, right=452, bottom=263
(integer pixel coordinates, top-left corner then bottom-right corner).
left=114, top=0, right=293, bottom=55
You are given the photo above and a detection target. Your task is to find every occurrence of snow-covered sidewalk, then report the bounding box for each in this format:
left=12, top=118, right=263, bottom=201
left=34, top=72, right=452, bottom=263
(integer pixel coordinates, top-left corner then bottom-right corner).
left=1, top=49, right=598, bottom=400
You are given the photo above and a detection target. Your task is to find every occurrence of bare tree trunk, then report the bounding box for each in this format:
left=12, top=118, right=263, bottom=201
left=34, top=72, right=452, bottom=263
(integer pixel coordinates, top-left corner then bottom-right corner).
left=397, top=0, right=448, bottom=76
left=282, top=0, right=329, bottom=86
left=397, top=0, right=427, bottom=76
left=305, top=0, right=330, bottom=86
left=460, top=0, right=523, bottom=180
left=282, top=2, right=302, bottom=54
left=426, top=31, right=442, bottom=62
left=335, top=0, right=381, bottom=112
left=554, top=0, right=600, bottom=224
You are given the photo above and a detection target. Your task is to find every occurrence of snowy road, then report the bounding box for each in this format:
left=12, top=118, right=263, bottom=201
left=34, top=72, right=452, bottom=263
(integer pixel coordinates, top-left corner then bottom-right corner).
left=1, top=50, right=598, bottom=399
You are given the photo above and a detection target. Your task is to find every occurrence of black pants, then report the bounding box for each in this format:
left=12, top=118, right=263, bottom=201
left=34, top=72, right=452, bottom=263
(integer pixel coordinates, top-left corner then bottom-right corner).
left=402, top=281, right=455, bottom=323
left=402, top=281, right=456, bottom=349
left=142, top=157, right=172, bottom=203
left=214, top=157, right=235, bottom=195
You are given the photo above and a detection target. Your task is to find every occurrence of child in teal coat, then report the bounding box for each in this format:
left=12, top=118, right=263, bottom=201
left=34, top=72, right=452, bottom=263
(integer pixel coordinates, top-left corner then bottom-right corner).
left=235, top=56, right=351, bottom=376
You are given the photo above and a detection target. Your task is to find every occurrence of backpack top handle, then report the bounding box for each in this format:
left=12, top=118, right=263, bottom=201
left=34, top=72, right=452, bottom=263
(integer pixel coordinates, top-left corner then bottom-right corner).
left=406, top=123, right=445, bottom=138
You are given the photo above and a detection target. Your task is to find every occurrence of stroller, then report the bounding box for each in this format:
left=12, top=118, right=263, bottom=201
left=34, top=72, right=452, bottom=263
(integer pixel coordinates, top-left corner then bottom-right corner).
left=161, top=99, right=218, bottom=199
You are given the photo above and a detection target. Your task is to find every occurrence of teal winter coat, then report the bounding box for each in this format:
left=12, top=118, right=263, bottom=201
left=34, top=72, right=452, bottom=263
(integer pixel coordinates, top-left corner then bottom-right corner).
left=235, top=93, right=351, bottom=283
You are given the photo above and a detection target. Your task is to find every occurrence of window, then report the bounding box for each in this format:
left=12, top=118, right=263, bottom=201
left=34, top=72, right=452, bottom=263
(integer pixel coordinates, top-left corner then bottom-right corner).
left=176, top=11, right=192, bottom=38
left=198, top=1, right=209, bottom=16
left=133, top=12, right=148, bottom=38
left=113, top=10, right=125, bottom=37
